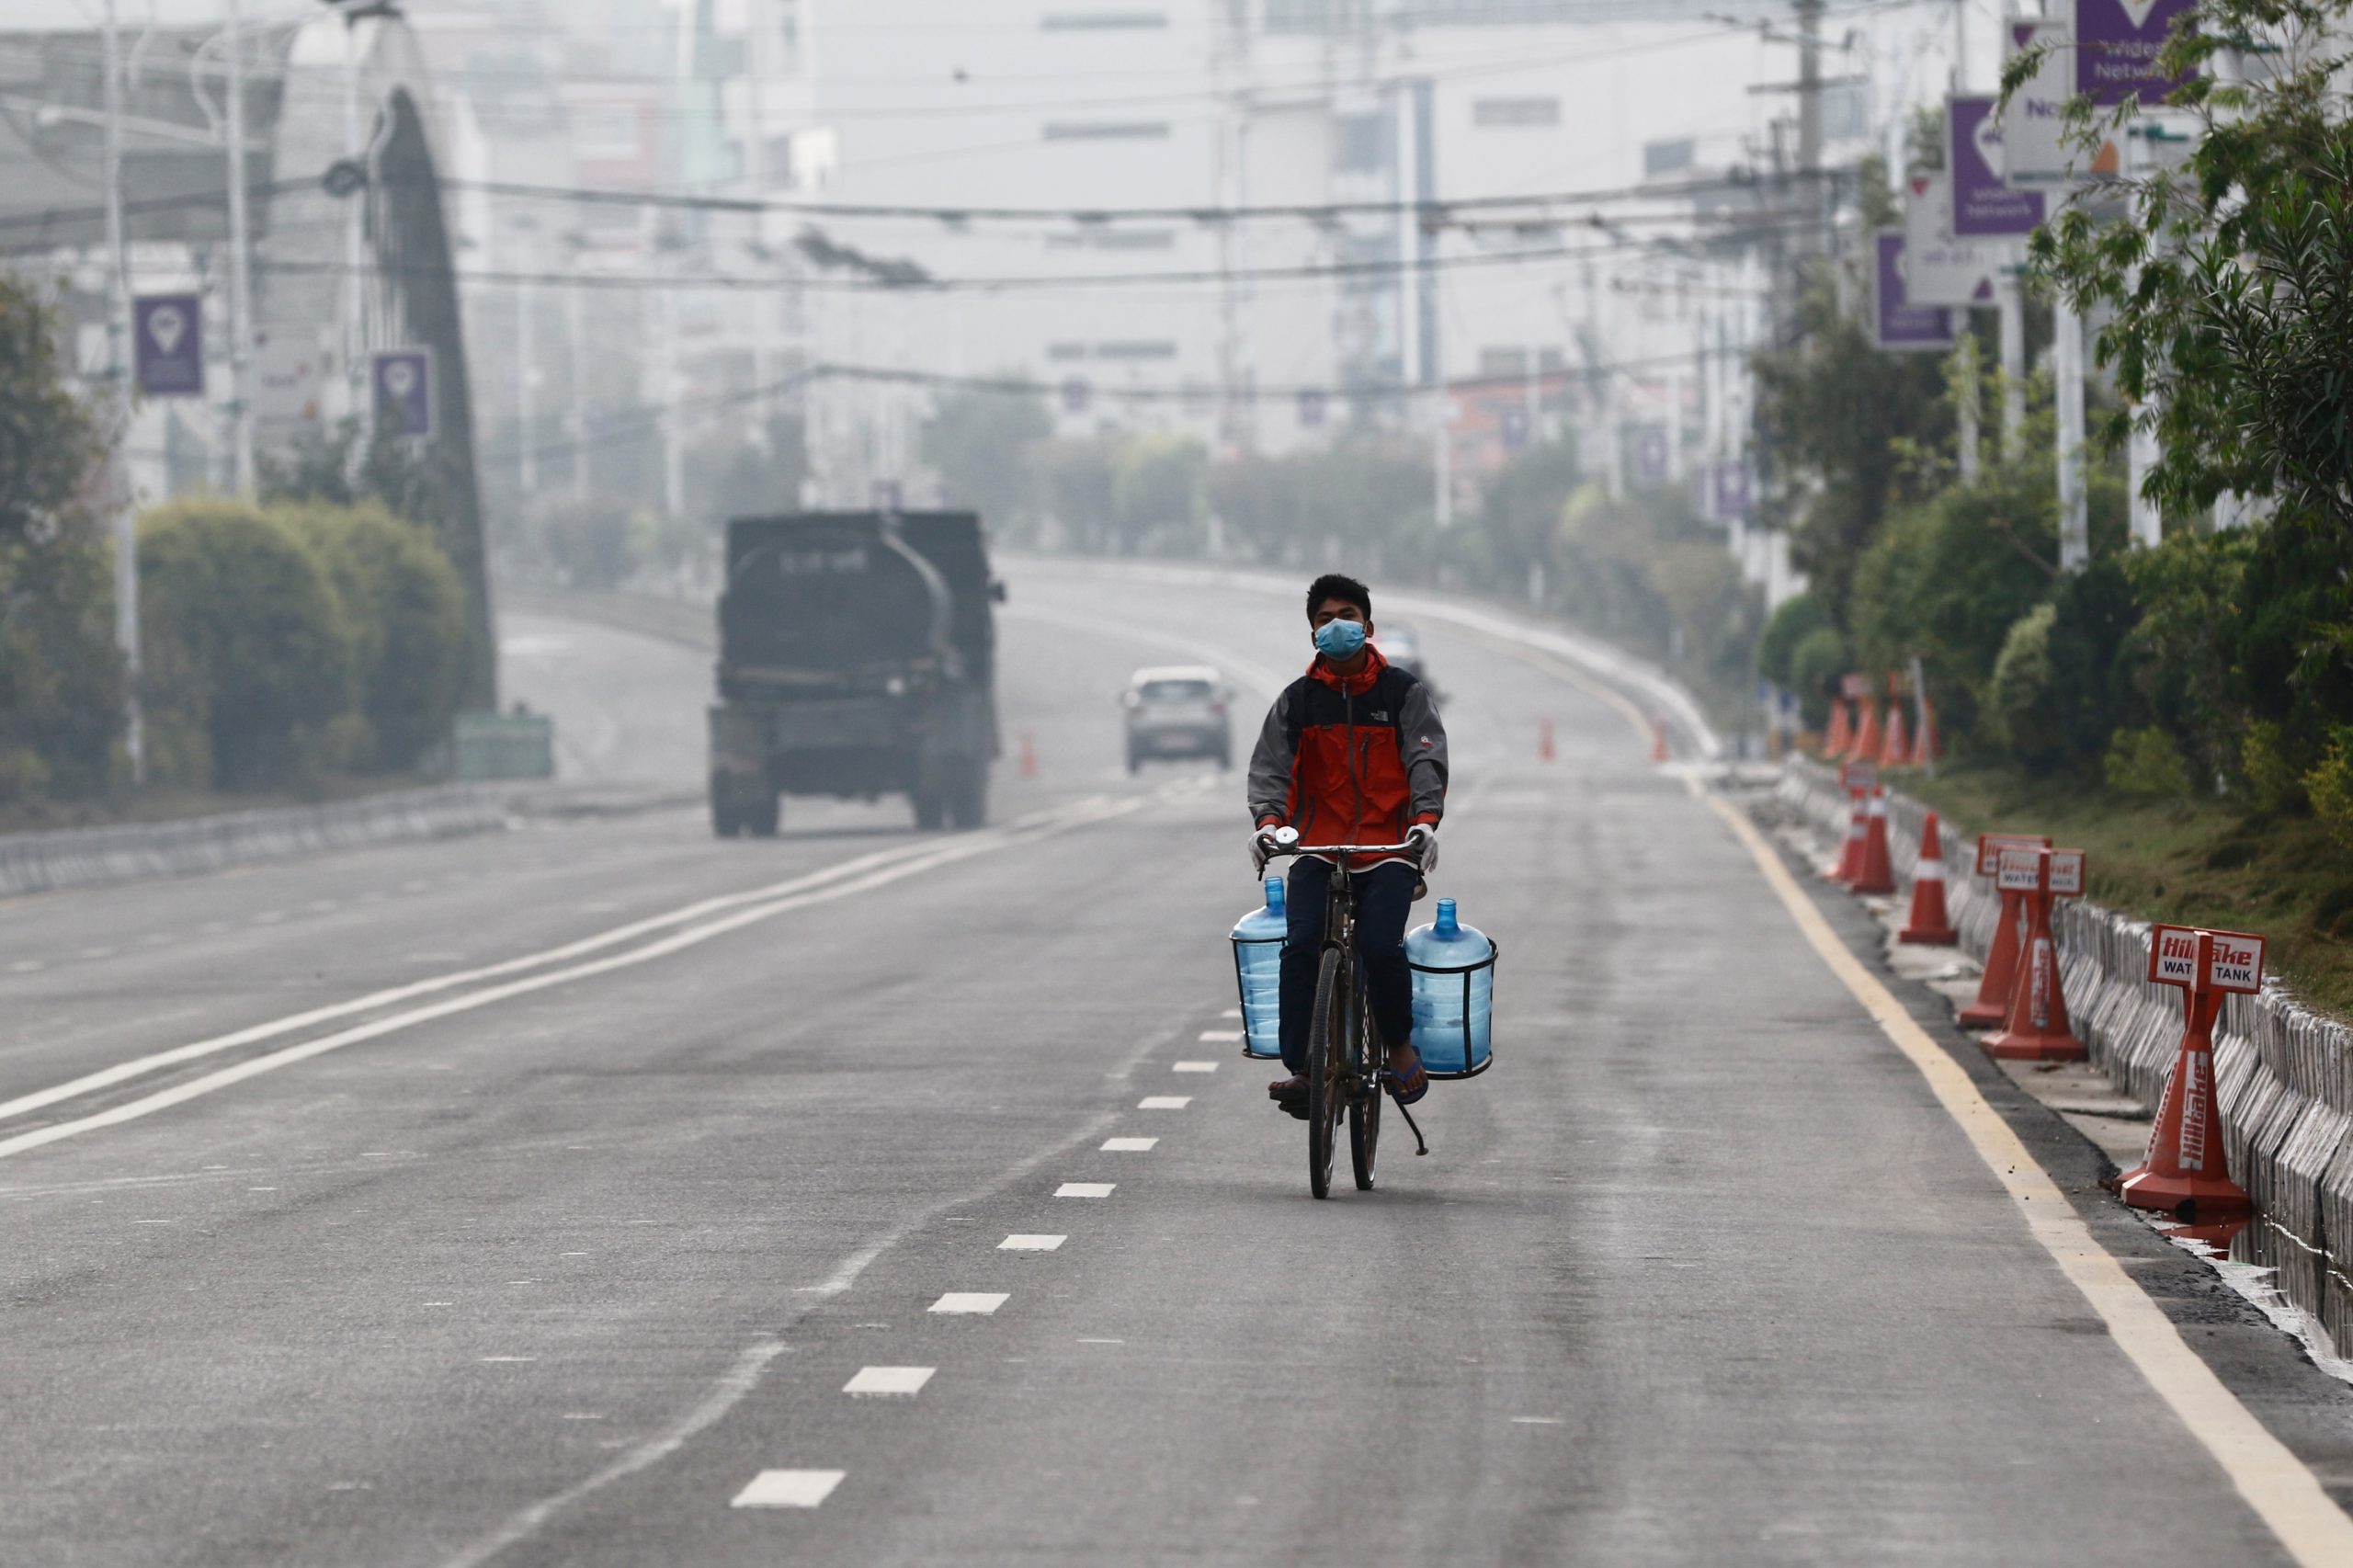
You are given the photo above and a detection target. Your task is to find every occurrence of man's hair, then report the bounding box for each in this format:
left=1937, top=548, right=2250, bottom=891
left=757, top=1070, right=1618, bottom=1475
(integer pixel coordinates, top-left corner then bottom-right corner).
left=1304, top=573, right=1372, bottom=623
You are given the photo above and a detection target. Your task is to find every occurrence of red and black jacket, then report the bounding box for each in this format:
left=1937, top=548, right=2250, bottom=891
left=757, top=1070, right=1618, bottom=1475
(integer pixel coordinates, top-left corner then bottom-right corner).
left=1246, top=645, right=1449, bottom=865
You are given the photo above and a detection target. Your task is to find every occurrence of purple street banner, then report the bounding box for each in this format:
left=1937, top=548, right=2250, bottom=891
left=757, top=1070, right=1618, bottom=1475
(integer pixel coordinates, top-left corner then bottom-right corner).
left=133, top=293, right=203, bottom=397
left=1712, top=460, right=1752, bottom=524
left=2077, top=0, right=2196, bottom=107
left=1633, top=426, right=1670, bottom=488
left=1500, top=404, right=1529, bottom=451
left=1296, top=388, right=1325, bottom=428
left=1871, top=230, right=1956, bottom=353
left=1061, top=376, right=1091, bottom=415
left=371, top=348, right=435, bottom=438
left=1949, top=96, right=2046, bottom=236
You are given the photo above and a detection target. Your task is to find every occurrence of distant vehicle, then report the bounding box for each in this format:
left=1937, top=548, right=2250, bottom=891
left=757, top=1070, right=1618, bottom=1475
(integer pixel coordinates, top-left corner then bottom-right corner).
left=1379, top=624, right=1436, bottom=694
left=1122, top=665, right=1233, bottom=773
left=709, top=511, right=1003, bottom=836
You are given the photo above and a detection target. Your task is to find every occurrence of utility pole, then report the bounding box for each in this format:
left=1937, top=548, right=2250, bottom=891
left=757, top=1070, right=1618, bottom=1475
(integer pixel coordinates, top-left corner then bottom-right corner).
left=567, top=265, right=589, bottom=503
left=223, top=0, right=256, bottom=496
left=341, top=6, right=366, bottom=416
left=1996, top=267, right=2025, bottom=459
left=1795, top=0, right=1825, bottom=256
left=2053, top=299, right=2089, bottom=570
left=517, top=261, right=537, bottom=497
left=101, top=0, right=145, bottom=785
left=744, top=0, right=773, bottom=450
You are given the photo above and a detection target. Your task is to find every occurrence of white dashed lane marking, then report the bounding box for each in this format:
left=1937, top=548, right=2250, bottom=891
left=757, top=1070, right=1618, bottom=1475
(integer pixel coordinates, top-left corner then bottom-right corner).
left=1197, top=1030, right=1244, bottom=1043
left=1138, top=1096, right=1190, bottom=1110
left=1000, top=1234, right=1066, bottom=1251
left=731, top=1471, right=845, bottom=1509
left=1220, top=1007, right=1243, bottom=1018
left=1101, top=1137, right=1157, bottom=1152
left=1173, top=1061, right=1219, bottom=1073
left=930, top=1292, right=1009, bottom=1314
left=843, top=1367, right=934, bottom=1397
left=1054, top=1183, right=1115, bottom=1199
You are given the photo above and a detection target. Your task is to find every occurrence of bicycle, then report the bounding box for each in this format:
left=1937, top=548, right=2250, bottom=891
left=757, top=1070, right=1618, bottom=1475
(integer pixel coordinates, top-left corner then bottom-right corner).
left=1258, top=827, right=1431, bottom=1199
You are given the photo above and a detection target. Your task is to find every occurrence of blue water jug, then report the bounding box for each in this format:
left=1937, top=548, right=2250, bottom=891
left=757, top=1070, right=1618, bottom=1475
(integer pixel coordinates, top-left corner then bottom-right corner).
left=1230, top=879, right=1287, bottom=1060
left=1406, top=898, right=1495, bottom=1078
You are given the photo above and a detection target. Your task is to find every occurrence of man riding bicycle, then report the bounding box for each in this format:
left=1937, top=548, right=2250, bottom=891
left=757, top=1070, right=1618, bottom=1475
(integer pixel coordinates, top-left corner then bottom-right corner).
left=1248, top=574, right=1449, bottom=1119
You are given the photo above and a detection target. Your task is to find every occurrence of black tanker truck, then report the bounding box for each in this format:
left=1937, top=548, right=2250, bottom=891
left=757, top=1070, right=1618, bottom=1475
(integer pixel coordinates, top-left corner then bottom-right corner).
left=708, top=511, right=1003, bottom=836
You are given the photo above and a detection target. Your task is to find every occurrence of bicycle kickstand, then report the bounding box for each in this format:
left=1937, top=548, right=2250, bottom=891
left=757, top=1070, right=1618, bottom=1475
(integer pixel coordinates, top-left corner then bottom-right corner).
left=1394, top=1099, right=1429, bottom=1156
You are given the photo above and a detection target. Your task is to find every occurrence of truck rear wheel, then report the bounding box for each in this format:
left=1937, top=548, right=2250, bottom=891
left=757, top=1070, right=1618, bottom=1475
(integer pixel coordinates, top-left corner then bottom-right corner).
left=710, top=777, right=742, bottom=838
left=947, top=758, right=988, bottom=830
left=912, top=783, right=946, bottom=832
left=744, top=790, right=779, bottom=837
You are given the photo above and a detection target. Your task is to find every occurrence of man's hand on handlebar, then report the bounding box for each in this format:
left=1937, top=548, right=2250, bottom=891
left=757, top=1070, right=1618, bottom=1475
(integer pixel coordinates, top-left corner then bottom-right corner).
left=1249, top=823, right=1295, bottom=878
left=1407, top=822, right=1438, bottom=876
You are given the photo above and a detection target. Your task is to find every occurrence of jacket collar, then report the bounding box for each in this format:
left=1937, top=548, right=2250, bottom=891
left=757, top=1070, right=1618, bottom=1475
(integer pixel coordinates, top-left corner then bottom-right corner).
left=1308, top=642, right=1388, bottom=697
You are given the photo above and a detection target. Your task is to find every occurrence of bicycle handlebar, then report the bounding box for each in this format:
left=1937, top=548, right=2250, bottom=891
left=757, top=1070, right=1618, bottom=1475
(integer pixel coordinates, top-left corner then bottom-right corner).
left=1257, top=829, right=1423, bottom=860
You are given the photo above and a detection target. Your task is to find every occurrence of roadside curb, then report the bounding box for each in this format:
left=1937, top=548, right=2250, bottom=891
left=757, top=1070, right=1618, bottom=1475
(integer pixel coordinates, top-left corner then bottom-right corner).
left=1736, top=773, right=2353, bottom=1515
left=1772, top=757, right=2353, bottom=1369
left=0, top=787, right=509, bottom=902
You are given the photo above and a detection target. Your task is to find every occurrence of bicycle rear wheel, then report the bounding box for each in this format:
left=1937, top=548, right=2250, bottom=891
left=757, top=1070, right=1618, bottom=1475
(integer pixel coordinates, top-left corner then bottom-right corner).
left=1347, top=989, right=1381, bottom=1190
left=1305, top=946, right=1347, bottom=1199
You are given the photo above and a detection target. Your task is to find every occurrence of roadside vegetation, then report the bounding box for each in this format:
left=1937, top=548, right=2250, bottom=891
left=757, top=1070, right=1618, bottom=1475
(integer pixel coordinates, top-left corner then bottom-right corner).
left=1757, top=0, right=2353, bottom=1017
left=0, top=272, right=470, bottom=830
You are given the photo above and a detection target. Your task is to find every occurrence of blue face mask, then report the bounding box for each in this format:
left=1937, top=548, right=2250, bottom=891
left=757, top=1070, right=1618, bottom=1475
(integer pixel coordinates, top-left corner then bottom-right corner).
left=1313, top=618, right=1368, bottom=661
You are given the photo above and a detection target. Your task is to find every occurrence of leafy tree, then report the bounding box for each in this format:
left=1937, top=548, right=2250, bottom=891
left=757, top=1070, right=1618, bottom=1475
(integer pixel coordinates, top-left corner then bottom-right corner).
left=1109, top=436, right=1207, bottom=554
left=1752, top=271, right=1951, bottom=628
left=2019, top=0, right=2353, bottom=529
left=690, top=413, right=809, bottom=526
left=922, top=388, right=1051, bottom=528
left=0, top=274, right=121, bottom=801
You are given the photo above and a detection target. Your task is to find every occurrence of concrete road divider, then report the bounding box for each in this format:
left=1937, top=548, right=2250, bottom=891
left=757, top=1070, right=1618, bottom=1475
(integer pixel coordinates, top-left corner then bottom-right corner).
left=0, top=785, right=572, bottom=902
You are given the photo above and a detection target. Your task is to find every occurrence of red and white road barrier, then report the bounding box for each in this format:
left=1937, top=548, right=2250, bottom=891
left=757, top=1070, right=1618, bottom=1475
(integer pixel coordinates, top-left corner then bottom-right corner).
left=2118, top=926, right=2266, bottom=1221
left=1984, top=846, right=2087, bottom=1062
left=1956, top=833, right=2050, bottom=1028
left=1851, top=787, right=1897, bottom=896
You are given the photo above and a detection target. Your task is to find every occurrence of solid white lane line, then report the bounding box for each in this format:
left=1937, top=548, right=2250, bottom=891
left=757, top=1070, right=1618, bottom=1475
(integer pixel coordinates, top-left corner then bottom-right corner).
left=1000, top=1234, right=1065, bottom=1250
left=1054, top=1182, right=1115, bottom=1199
left=1173, top=1061, right=1219, bottom=1073
left=1196, top=1030, right=1244, bottom=1042
left=0, top=807, right=1130, bottom=1132
left=1220, top=1008, right=1242, bottom=1018
left=730, top=1471, right=845, bottom=1509
left=1138, top=1096, right=1190, bottom=1110
left=1100, top=1137, right=1157, bottom=1152
left=0, top=801, right=1145, bottom=1162
left=929, top=1292, right=1008, bottom=1315
left=1706, top=787, right=2353, bottom=1566
left=843, top=1366, right=934, bottom=1397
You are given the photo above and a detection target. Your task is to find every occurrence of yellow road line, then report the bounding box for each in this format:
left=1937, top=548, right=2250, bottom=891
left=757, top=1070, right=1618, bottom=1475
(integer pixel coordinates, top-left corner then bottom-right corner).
left=1701, top=787, right=2353, bottom=1563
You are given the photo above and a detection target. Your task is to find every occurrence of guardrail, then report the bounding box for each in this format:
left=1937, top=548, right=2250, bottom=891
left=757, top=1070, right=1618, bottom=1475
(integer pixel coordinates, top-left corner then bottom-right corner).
left=1778, top=757, right=2353, bottom=1357
left=0, top=787, right=511, bottom=902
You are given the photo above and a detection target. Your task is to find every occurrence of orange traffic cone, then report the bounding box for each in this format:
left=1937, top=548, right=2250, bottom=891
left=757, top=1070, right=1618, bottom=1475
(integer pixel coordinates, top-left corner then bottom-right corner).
left=1851, top=700, right=1881, bottom=765
left=1898, top=812, right=1959, bottom=944
left=1984, top=848, right=2085, bottom=1060
left=1650, top=718, right=1670, bottom=764
left=1538, top=718, right=1555, bottom=762
left=1851, top=787, right=1896, bottom=895
left=1881, top=701, right=1910, bottom=769
left=2118, top=928, right=2254, bottom=1220
left=1824, top=788, right=1866, bottom=882
left=1018, top=733, right=1039, bottom=778
left=1957, top=835, right=2048, bottom=1028
left=1823, top=699, right=1850, bottom=758
left=1913, top=696, right=1940, bottom=767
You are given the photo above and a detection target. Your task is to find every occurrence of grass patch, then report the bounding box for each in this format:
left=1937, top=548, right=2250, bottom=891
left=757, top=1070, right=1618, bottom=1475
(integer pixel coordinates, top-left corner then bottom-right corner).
left=1895, top=761, right=2353, bottom=1024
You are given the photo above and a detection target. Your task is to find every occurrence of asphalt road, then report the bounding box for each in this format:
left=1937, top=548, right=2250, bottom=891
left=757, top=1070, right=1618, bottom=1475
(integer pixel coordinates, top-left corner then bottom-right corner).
left=0, top=562, right=2346, bottom=1567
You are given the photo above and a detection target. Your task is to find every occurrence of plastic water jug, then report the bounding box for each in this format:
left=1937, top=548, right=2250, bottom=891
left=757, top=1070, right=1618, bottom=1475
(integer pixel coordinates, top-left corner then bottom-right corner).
left=1230, top=879, right=1287, bottom=1061
left=1406, top=898, right=1495, bottom=1078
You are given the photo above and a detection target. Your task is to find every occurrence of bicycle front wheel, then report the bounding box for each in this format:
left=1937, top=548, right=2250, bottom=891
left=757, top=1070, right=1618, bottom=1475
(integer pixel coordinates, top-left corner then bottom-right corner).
left=1305, top=946, right=1347, bottom=1199
left=1347, top=991, right=1381, bottom=1191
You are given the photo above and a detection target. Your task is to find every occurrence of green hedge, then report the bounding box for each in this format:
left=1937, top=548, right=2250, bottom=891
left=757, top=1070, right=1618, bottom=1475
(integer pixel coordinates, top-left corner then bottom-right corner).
left=138, top=495, right=464, bottom=789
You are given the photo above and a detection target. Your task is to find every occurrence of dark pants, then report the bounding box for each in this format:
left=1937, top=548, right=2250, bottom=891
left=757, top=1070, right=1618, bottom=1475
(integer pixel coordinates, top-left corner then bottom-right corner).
left=1278, top=858, right=1417, bottom=1074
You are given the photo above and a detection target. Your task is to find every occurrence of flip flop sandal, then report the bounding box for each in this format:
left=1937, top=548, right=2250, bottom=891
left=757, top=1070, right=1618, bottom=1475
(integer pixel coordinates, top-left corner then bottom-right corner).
left=1267, top=1075, right=1310, bottom=1120
left=1383, top=1061, right=1430, bottom=1107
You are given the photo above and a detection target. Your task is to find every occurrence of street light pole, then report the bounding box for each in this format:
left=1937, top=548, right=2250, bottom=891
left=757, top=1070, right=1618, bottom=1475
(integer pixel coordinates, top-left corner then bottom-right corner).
left=223, top=0, right=256, bottom=496
left=101, top=0, right=146, bottom=784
